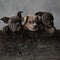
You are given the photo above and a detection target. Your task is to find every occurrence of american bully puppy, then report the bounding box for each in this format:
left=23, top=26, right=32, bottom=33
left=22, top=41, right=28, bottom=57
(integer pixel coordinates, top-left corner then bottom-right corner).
left=22, top=14, right=39, bottom=31
left=35, top=11, right=56, bottom=34
left=1, top=11, right=23, bottom=33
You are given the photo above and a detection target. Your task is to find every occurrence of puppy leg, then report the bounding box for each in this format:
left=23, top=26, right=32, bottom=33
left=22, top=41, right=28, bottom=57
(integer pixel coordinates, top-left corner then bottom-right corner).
left=45, top=27, right=56, bottom=34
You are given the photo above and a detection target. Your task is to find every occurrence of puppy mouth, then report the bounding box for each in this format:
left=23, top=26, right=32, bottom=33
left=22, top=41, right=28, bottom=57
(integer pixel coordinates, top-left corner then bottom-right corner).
left=28, top=26, right=38, bottom=31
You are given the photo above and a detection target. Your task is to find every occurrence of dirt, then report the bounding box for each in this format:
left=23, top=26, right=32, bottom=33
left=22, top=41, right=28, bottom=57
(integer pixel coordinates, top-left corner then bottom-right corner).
left=0, top=30, right=60, bottom=60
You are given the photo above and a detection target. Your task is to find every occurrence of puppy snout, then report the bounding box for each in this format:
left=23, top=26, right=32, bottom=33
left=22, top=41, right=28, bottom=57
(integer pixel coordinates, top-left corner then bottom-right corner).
left=34, top=25, right=37, bottom=28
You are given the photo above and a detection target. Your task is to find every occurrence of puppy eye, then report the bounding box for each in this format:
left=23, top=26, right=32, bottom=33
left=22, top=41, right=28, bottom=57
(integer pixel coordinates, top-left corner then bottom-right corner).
left=33, top=21, right=34, bottom=23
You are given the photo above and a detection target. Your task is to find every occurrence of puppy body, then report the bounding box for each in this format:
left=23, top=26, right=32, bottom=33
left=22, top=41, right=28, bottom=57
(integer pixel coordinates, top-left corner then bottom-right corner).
left=23, top=14, right=39, bottom=31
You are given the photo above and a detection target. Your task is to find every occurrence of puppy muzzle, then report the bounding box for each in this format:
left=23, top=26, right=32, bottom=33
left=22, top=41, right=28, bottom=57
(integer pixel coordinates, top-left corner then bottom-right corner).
left=34, top=25, right=38, bottom=29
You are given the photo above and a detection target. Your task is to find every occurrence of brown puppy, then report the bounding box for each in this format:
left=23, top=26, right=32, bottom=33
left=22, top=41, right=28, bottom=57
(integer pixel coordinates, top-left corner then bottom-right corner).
left=35, top=11, right=56, bottom=34
left=22, top=14, right=39, bottom=31
left=1, top=11, right=23, bottom=32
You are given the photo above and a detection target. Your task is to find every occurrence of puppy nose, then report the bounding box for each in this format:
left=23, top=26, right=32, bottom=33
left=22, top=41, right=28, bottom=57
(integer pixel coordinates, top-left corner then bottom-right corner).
left=34, top=25, right=37, bottom=28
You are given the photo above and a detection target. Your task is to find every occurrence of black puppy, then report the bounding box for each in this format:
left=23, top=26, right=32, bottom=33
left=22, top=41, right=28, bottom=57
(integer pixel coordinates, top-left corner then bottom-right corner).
left=35, top=11, right=56, bottom=34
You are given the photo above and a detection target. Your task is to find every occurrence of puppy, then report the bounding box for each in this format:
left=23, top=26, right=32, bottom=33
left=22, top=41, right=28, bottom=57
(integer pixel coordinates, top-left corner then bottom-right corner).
left=35, top=11, right=54, bottom=27
left=22, top=14, right=39, bottom=31
left=35, top=11, right=56, bottom=34
left=1, top=11, right=23, bottom=32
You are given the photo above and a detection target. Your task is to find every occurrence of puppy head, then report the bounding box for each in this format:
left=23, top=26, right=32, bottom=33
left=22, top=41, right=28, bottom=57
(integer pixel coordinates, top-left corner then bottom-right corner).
left=9, top=22, right=22, bottom=32
left=35, top=11, right=44, bottom=16
left=1, top=16, right=22, bottom=32
left=41, top=12, right=54, bottom=28
left=23, top=14, right=39, bottom=31
left=8, top=18, right=22, bottom=32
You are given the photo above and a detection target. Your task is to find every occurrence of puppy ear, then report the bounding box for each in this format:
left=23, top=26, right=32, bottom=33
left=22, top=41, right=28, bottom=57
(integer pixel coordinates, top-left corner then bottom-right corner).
left=36, top=15, right=42, bottom=23
left=1, top=17, right=9, bottom=23
left=22, top=16, right=28, bottom=25
left=35, top=12, right=44, bottom=16
left=50, top=14, right=54, bottom=20
left=17, top=11, right=23, bottom=18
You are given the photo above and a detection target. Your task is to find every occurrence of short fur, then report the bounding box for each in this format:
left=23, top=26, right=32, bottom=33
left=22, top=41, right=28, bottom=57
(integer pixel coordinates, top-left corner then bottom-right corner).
left=1, top=11, right=23, bottom=32
left=35, top=11, right=56, bottom=34
left=22, top=14, right=39, bottom=31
